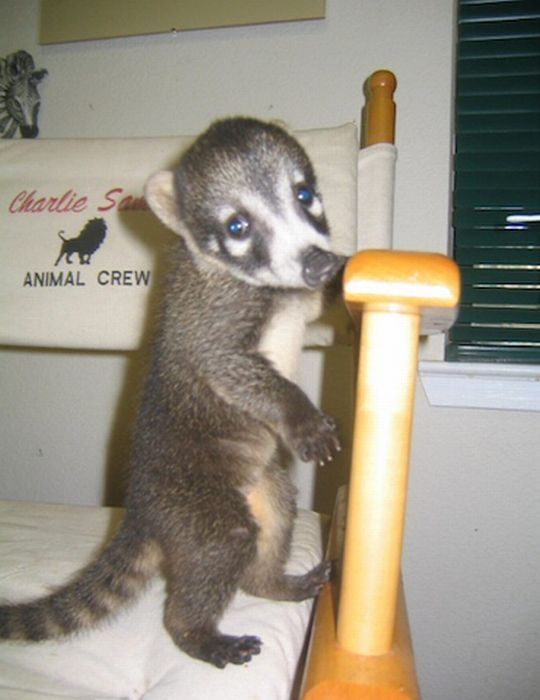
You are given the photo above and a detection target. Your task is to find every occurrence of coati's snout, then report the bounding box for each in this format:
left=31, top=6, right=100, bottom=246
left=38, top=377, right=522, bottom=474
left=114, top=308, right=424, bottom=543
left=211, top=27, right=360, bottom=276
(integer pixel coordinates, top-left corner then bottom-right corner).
left=301, top=246, right=344, bottom=288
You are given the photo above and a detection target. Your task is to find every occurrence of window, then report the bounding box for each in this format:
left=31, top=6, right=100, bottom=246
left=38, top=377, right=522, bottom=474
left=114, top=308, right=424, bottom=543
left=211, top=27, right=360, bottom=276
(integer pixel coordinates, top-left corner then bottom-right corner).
left=448, top=0, right=540, bottom=364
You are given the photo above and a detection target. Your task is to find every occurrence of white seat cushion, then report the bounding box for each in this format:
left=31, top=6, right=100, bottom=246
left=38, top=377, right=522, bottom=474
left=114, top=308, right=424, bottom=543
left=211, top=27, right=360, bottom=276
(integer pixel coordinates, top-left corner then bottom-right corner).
left=0, top=500, right=324, bottom=700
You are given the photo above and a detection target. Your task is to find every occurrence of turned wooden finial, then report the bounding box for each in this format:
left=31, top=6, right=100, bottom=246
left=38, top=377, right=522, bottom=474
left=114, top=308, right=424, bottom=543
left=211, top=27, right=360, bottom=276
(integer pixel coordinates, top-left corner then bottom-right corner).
left=365, top=70, right=397, bottom=146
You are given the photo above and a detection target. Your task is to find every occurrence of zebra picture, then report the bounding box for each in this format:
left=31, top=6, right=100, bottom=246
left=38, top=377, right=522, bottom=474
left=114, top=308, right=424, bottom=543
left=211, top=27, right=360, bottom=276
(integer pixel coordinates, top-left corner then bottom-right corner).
left=0, top=50, right=47, bottom=138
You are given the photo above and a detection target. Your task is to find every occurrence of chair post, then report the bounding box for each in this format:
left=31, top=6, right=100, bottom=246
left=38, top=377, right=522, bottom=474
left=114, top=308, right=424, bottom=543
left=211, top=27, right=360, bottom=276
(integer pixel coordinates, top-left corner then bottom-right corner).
left=337, top=306, right=420, bottom=655
left=337, top=250, right=460, bottom=657
left=364, top=70, right=397, bottom=146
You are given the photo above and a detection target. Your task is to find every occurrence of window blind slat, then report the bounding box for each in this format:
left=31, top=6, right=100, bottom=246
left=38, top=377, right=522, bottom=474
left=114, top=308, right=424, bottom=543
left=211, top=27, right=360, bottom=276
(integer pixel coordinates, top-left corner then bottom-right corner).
left=460, top=1, right=537, bottom=5
left=458, top=74, right=540, bottom=95
left=460, top=1, right=540, bottom=23
left=459, top=19, right=540, bottom=41
left=461, top=267, right=540, bottom=283
left=456, top=152, right=540, bottom=171
left=457, top=132, right=540, bottom=152
left=456, top=246, right=540, bottom=265
left=459, top=37, right=540, bottom=59
left=460, top=287, right=540, bottom=305
left=453, top=202, right=540, bottom=221
left=455, top=228, right=540, bottom=245
left=457, top=93, right=540, bottom=114
left=457, top=112, right=540, bottom=131
left=458, top=307, right=540, bottom=324
left=447, top=344, right=540, bottom=363
left=459, top=55, right=540, bottom=76
left=451, top=325, right=540, bottom=344
left=457, top=170, right=537, bottom=188
left=455, top=189, right=540, bottom=207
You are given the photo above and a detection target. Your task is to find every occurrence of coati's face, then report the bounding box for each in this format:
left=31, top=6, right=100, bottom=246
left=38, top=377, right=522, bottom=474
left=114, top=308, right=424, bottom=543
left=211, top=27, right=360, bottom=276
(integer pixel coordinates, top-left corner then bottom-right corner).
left=145, top=118, right=343, bottom=289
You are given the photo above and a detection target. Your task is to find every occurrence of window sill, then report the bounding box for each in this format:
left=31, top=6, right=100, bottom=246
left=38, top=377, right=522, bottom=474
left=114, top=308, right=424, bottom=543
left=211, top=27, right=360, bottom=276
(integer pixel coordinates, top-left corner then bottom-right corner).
left=419, top=361, right=540, bottom=412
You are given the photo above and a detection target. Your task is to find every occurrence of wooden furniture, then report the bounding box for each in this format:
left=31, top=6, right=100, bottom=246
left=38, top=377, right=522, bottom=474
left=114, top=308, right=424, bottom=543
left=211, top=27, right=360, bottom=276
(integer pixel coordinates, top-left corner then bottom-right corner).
left=301, top=72, right=460, bottom=699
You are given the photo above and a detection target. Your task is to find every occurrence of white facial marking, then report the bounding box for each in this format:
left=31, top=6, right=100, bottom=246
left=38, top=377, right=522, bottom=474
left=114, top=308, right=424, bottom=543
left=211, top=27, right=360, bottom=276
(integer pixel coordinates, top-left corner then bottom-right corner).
left=207, top=237, right=220, bottom=253
left=217, top=204, right=237, bottom=221
left=309, top=197, right=324, bottom=218
left=223, top=235, right=252, bottom=258
left=254, top=168, right=329, bottom=287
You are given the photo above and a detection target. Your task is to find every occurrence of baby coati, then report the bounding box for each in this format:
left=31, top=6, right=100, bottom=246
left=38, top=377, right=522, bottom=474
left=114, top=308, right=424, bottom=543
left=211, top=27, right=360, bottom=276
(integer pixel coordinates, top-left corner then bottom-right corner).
left=0, top=117, right=344, bottom=668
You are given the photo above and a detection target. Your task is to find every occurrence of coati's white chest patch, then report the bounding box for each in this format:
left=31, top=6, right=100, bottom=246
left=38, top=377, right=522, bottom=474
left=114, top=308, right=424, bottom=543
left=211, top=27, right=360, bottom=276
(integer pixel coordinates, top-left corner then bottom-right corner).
left=258, top=292, right=323, bottom=380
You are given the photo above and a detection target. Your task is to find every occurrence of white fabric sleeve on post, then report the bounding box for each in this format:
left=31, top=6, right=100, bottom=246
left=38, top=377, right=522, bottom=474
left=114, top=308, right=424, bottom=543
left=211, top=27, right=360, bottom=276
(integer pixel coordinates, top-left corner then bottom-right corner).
left=356, top=143, right=397, bottom=251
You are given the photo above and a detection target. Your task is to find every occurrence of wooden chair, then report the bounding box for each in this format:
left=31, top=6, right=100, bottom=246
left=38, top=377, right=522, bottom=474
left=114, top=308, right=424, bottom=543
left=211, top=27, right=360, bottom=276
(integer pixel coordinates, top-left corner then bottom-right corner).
left=301, top=72, right=460, bottom=699
left=0, top=70, right=459, bottom=700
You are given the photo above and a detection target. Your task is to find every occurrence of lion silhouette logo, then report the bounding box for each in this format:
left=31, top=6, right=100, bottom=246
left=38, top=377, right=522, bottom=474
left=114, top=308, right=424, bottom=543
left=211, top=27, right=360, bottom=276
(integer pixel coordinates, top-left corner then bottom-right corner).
left=54, top=218, right=107, bottom=266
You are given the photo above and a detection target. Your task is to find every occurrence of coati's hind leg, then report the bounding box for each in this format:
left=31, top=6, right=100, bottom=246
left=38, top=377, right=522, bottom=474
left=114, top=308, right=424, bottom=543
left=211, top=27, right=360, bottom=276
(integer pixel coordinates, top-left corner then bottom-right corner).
left=240, top=466, right=330, bottom=602
left=159, top=495, right=262, bottom=668
left=164, top=590, right=262, bottom=669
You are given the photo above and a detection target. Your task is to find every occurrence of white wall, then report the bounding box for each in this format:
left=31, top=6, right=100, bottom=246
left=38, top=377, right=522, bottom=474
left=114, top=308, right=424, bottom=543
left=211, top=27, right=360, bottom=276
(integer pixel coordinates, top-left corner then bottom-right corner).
left=1, top=2, right=538, bottom=699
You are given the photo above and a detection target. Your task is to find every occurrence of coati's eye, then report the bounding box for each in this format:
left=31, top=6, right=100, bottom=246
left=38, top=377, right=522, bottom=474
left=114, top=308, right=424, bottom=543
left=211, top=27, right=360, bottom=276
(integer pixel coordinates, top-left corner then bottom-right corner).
left=226, top=214, right=250, bottom=239
left=296, top=185, right=314, bottom=207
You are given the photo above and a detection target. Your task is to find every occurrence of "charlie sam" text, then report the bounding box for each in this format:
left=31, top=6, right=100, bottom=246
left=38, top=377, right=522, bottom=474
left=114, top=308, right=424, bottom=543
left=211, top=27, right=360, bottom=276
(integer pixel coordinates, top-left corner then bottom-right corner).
left=9, top=188, right=148, bottom=214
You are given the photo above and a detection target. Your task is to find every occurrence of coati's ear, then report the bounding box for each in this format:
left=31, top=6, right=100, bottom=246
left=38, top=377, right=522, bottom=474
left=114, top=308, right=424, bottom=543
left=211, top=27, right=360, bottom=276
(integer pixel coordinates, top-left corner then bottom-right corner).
left=144, top=171, right=183, bottom=235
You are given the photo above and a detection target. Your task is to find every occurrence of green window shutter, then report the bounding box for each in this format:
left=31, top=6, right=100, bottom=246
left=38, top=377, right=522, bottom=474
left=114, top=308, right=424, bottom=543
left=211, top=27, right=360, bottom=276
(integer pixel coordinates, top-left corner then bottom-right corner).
left=448, top=0, right=540, bottom=364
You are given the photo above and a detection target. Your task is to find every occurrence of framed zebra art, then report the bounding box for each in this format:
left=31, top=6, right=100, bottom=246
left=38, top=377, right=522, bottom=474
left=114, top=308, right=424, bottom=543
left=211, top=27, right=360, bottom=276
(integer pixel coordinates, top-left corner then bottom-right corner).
left=0, top=50, right=47, bottom=139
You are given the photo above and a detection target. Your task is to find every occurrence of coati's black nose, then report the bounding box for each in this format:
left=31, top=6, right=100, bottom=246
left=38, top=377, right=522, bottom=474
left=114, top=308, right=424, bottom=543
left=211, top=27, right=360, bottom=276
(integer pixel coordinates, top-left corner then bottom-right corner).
left=301, top=246, right=343, bottom=288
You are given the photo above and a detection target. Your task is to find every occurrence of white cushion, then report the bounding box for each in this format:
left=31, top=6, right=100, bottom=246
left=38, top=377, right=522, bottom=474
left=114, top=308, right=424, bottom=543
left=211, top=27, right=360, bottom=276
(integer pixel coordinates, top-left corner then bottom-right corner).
left=0, top=500, right=324, bottom=700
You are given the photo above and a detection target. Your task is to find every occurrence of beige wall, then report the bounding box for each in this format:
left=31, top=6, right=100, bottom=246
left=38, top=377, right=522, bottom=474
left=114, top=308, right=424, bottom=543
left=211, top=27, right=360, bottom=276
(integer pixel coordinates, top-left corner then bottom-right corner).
left=1, top=2, right=538, bottom=698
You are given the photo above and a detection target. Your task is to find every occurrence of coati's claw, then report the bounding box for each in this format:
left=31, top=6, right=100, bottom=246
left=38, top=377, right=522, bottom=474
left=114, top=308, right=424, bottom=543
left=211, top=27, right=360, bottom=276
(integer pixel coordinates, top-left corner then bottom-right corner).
left=295, top=561, right=332, bottom=598
left=202, top=634, right=263, bottom=668
left=290, top=410, right=340, bottom=465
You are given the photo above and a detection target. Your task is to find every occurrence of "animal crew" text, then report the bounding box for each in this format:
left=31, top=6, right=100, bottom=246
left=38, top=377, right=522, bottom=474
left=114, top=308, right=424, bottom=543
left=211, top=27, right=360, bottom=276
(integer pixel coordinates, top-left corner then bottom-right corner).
left=22, top=269, right=152, bottom=287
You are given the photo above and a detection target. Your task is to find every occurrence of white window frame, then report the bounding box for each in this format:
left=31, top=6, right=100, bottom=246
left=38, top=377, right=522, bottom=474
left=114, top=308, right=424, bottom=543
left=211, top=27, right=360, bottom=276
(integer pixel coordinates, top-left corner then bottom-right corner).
left=419, top=361, right=540, bottom=412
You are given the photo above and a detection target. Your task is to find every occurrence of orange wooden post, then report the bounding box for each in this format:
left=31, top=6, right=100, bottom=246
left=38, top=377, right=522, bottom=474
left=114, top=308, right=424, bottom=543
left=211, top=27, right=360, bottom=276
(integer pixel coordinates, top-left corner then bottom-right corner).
left=364, top=70, right=397, bottom=146
left=337, top=251, right=460, bottom=656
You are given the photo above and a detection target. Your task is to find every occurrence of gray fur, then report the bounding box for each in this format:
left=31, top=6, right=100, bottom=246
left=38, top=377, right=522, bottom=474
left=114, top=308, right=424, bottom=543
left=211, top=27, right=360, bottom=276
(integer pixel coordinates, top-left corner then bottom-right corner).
left=0, top=117, right=343, bottom=668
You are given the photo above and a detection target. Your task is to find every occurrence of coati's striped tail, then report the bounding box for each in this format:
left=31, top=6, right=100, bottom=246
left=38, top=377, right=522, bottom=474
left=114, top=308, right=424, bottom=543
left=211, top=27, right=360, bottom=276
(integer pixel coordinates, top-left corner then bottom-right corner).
left=0, top=525, right=162, bottom=641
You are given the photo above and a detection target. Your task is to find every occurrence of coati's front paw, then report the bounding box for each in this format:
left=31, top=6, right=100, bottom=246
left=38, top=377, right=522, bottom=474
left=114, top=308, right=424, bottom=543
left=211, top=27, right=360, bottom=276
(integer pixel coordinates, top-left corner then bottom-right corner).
left=201, top=634, right=262, bottom=668
left=288, top=409, right=340, bottom=465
